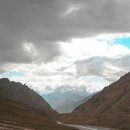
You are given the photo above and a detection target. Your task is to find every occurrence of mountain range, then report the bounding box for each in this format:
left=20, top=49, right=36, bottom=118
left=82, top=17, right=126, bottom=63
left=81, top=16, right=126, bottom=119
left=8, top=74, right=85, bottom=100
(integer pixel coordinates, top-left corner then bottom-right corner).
left=43, top=86, right=95, bottom=113
left=0, top=71, right=130, bottom=130
left=60, top=72, right=130, bottom=130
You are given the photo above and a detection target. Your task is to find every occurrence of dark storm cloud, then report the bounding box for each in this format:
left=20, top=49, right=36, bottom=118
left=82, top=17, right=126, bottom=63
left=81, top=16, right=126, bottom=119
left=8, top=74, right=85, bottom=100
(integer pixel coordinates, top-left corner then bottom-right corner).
left=0, top=0, right=62, bottom=63
left=0, top=0, right=130, bottom=64
left=75, top=55, right=130, bottom=81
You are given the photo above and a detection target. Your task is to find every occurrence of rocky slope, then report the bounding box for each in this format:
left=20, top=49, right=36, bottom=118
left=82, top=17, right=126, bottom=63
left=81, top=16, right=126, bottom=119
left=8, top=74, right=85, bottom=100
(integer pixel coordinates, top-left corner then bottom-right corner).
left=0, top=98, right=77, bottom=130
left=61, top=72, right=130, bottom=130
left=0, top=78, right=53, bottom=111
left=0, top=78, right=77, bottom=130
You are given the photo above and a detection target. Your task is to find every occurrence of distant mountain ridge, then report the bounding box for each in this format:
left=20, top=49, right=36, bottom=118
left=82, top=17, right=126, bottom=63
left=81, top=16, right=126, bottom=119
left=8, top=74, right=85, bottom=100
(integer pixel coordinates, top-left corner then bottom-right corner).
left=0, top=78, right=53, bottom=111
left=54, top=93, right=96, bottom=113
left=61, top=72, right=130, bottom=130
left=43, top=86, right=95, bottom=113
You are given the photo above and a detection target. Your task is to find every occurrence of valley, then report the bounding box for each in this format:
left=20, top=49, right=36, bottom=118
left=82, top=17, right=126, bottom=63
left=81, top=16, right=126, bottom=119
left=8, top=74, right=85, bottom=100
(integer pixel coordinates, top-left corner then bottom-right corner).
left=0, top=0, right=130, bottom=130
left=0, top=72, right=130, bottom=130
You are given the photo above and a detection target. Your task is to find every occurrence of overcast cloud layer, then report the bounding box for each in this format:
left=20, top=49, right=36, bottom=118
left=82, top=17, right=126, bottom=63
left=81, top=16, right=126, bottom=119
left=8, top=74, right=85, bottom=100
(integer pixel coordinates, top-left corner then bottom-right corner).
left=0, top=0, right=130, bottom=93
left=1, top=0, right=130, bottom=63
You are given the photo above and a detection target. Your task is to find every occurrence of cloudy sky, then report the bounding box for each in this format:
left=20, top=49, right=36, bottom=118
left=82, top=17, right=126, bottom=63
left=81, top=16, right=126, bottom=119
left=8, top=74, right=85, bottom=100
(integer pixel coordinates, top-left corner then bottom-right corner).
left=0, top=0, right=130, bottom=94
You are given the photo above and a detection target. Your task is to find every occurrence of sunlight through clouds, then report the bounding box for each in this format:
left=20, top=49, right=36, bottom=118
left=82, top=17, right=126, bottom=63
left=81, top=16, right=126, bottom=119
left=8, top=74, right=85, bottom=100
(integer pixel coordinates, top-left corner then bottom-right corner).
left=60, top=36, right=130, bottom=61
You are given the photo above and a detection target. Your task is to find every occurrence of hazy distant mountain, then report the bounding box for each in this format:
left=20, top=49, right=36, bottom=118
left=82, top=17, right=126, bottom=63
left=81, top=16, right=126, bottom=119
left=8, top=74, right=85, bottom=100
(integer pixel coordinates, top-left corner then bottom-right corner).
left=43, top=86, right=95, bottom=113
left=61, top=72, right=130, bottom=130
left=0, top=78, right=53, bottom=111
left=55, top=93, right=96, bottom=113
left=54, top=93, right=85, bottom=113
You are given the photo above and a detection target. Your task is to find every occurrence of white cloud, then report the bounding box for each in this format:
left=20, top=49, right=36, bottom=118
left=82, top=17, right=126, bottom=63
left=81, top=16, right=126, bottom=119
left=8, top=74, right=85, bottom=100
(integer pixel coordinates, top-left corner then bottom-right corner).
left=2, top=34, right=130, bottom=94
left=61, top=3, right=81, bottom=17
left=22, top=41, right=39, bottom=59
left=60, top=35, right=130, bottom=61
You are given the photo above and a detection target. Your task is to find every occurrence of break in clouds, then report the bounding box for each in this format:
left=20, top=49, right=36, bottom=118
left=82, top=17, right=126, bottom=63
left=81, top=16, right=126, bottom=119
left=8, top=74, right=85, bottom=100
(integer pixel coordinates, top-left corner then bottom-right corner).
left=0, top=0, right=130, bottom=93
